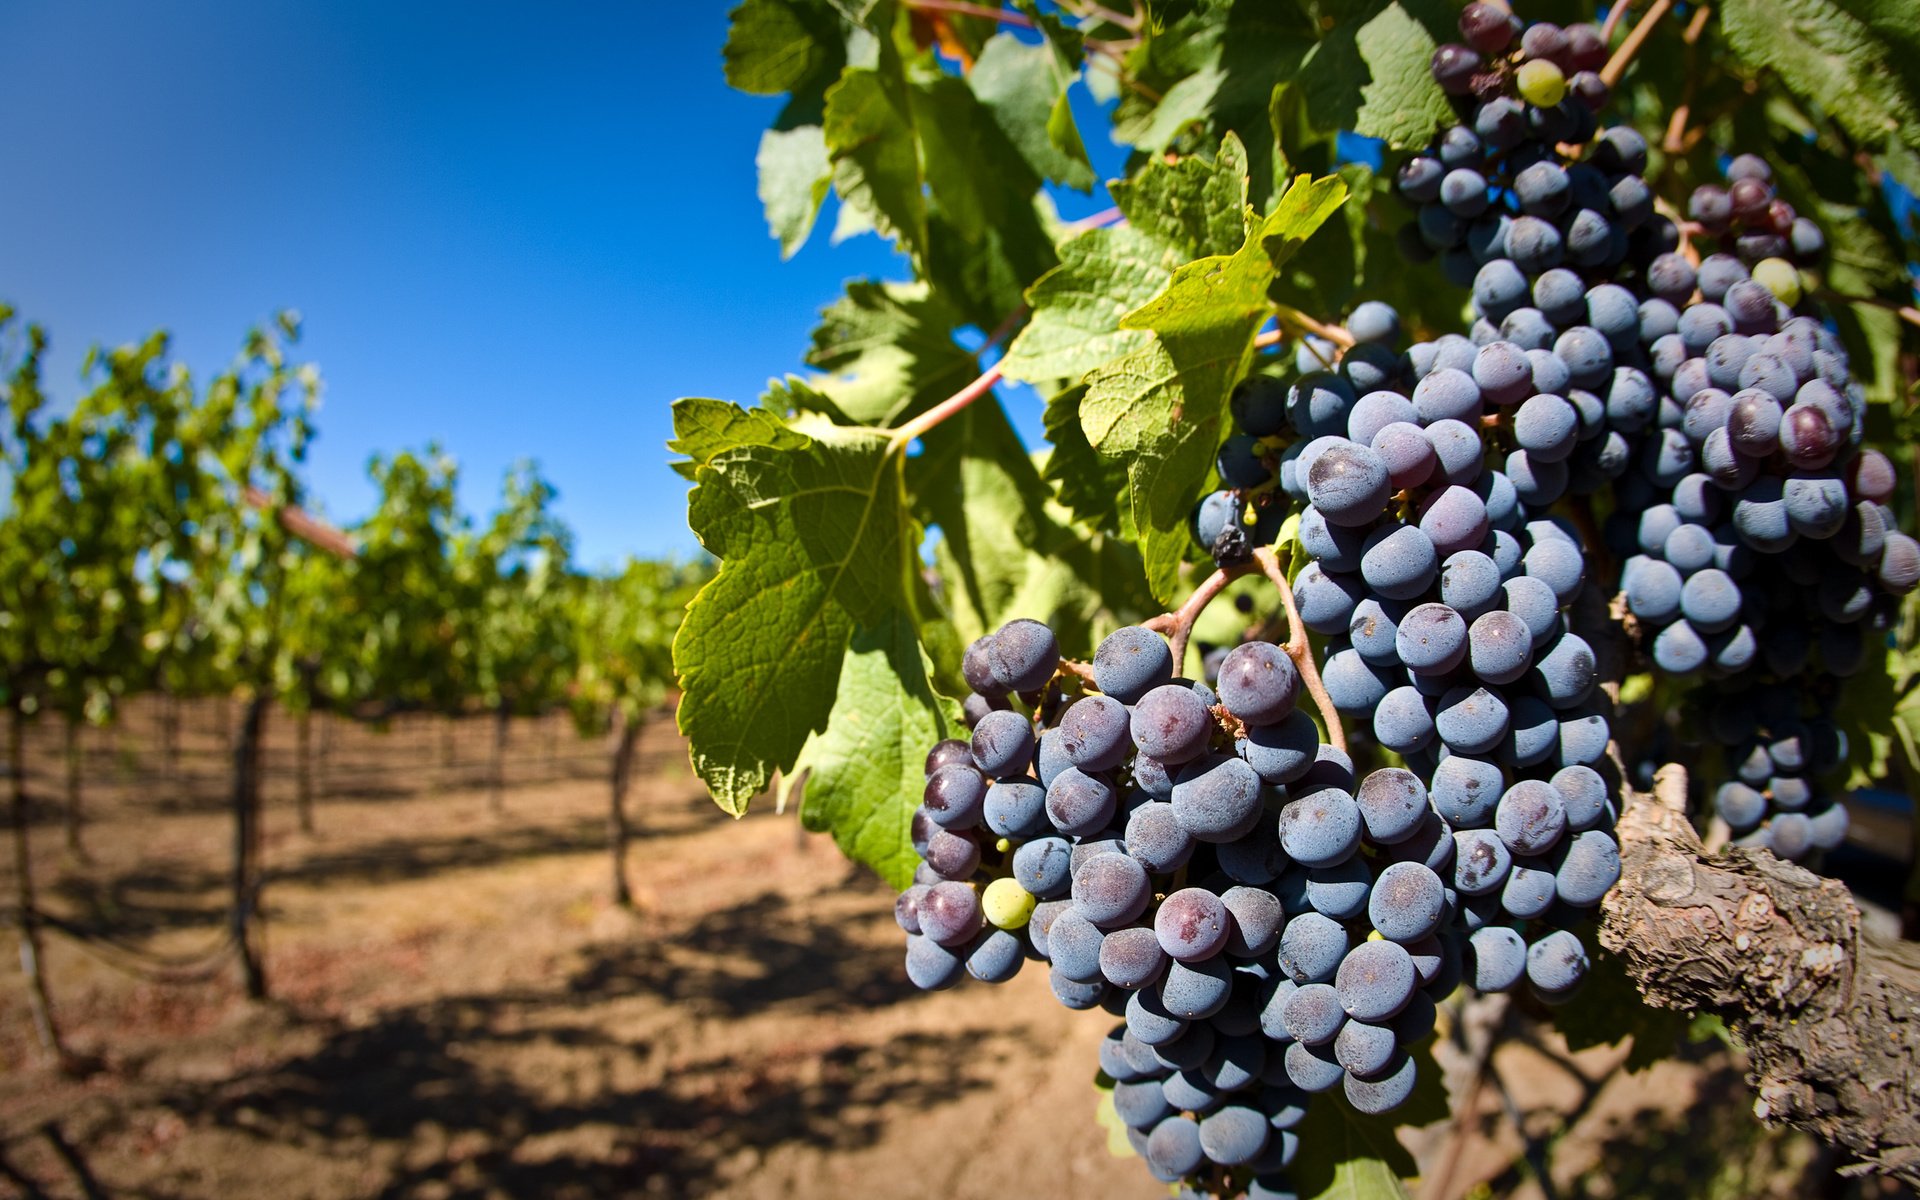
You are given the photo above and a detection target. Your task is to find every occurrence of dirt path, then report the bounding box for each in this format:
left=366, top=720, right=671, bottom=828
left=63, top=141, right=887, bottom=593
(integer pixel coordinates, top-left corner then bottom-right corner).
left=0, top=706, right=1877, bottom=1199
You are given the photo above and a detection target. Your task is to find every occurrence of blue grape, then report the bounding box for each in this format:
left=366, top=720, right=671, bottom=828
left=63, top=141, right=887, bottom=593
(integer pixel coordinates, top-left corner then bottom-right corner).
left=1222, top=885, right=1284, bottom=956
left=1126, top=802, right=1195, bottom=874
left=1199, top=1105, right=1272, bottom=1166
left=1172, top=754, right=1264, bottom=842
left=1160, top=956, right=1233, bottom=1019
left=1145, top=1116, right=1206, bottom=1180
left=923, top=764, right=987, bottom=829
left=1532, top=632, right=1596, bottom=708
left=1526, top=929, right=1589, bottom=994
left=1370, top=861, right=1446, bottom=943
left=1515, top=161, right=1570, bottom=216
left=1468, top=610, right=1533, bottom=685
left=1306, top=441, right=1392, bottom=526
left=1454, top=828, right=1513, bottom=895
left=1507, top=215, right=1564, bottom=272
left=1496, top=779, right=1568, bottom=856
left=1500, top=694, right=1559, bottom=768
left=1278, top=789, right=1363, bottom=868
left=1373, top=686, right=1436, bottom=754
left=1355, top=767, right=1429, bottom=846
left=1554, top=830, right=1621, bottom=906
left=1127, top=985, right=1189, bottom=1045
left=967, top=928, right=1025, bottom=982
left=1348, top=301, right=1403, bottom=348
left=1413, top=367, right=1484, bottom=424
left=923, top=826, right=982, bottom=879
left=1336, top=940, right=1416, bottom=1021
left=1396, top=156, right=1444, bottom=203
left=1277, top=911, right=1349, bottom=984
left=1396, top=603, right=1469, bottom=675
left=1347, top=388, right=1417, bottom=445
left=1425, top=418, right=1485, bottom=486
left=1047, top=767, right=1117, bottom=837
left=1095, top=626, right=1174, bottom=705
left=1289, top=373, right=1358, bottom=438
left=1467, top=926, right=1526, bottom=991
left=1014, top=836, right=1074, bottom=898
left=1155, top=887, right=1231, bottom=963
left=1230, top=374, right=1290, bottom=437
left=1501, top=307, right=1556, bottom=351
left=1237, top=710, right=1319, bottom=785
left=1294, top=561, right=1367, bottom=635
left=906, top=934, right=966, bottom=989
left=1299, top=505, right=1368, bottom=572
left=1114, top=1077, right=1175, bottom=1129
left=1284, top=1040, right=1346, bottom=1093
left=1349, top=596, right=1407, bottom=665
left=1306, top=859, right=1372, bottom=920
left=1074, top=852, right=1151, bottom=927
left=1431, top=754, right=1503, bottom=828
left=1131, top=684, right=1214, bottom=765
left=920, top=879, right=985, bottom=946
left=1420, top=485, right=1492, bottom=556
left=987, top=618, right=1060, bottom=692
left=1680, top=569, right=1742, bottom=632
left=1061, top=695, right=1134, bottom=772
left=1282, top=981, right=1347, bottom=1044
left=1194, top=488, right=1248, bottom=558
left=1334, top=1019, right=1399, bottom=1079
left=1551, top=765, right=1609, bottom=831
left=1219, top=641, right=1301, bottom=725
left=1502, top=858, right=1558, bottom=919
left=971, top=709, right=1035, bottom=777
left=1473, top=259, right=1528, bottom=321
left=1322, top=645, right=1394, bottom=713
left=1437, top=685, right=1510, bottom=754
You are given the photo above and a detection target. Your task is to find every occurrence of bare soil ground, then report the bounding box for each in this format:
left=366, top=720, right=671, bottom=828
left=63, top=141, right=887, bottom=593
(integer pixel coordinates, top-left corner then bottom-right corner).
left=0, top=702, right=1902, bottom=1199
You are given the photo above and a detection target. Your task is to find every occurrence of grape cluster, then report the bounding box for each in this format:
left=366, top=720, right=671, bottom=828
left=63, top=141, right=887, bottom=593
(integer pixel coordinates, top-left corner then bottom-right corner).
left=1702, top=682, right=1852, bottom=861
left=1686, top=155, right=1827, bottom=275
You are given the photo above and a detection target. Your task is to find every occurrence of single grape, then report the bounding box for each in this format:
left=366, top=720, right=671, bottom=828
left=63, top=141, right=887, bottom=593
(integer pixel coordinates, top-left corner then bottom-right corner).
left=1172, top=754, right=1264, bottom=843
left=1278, top=789, right=1363, bottom=868
left=1218, top=641, right=1301, bottom=725
left=1370, top=860, right=1446, bottom=943
left=1277, top=911, right=1350, bottom=984
left=984, top=777, right=1047, bottom=838
left=1160, top=956, right=1233, bottom=1019
left=1467, top=925, right=1526, bottom=991
left=1047, top=767, right=1117, bottom=837
left=905, top=934, right=966, bottom=990
left=1222, top=885, right=1284, bottom=957
left=1095, top=626, right=1175, bottom=705
left=1555, top=829, right=1622, bottom=906
left=1131, top=684, right=1214, bottom=765
left=1282, top=981, right=1347, bottom=1045
left=971, top=708, right=1035, bottom=777
left=1526, top=929, right=1589, bottom=995
left=1454, top=828, right=1513, bottom=895
left=1060, top=694, right=1134, bottom=773
left=988, top=618, right=1060, bottom=692
left=1336, top=940, right=1416, bottom=1022
left=1073, top=851, right=1151, bottom=929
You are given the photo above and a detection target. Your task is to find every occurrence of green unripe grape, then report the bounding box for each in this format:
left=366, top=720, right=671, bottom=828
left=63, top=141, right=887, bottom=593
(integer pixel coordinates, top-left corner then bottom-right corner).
left=1515, top=59, right=1567, bottom=108
left=983, top=877, right=1037, bottom=928
left=1752, top=257, right=1803, bottom=306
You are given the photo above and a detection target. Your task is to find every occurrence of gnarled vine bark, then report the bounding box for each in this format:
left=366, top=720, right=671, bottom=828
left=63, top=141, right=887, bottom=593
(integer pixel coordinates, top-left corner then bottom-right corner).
left=1601, top=762, right=1920, bottom=1186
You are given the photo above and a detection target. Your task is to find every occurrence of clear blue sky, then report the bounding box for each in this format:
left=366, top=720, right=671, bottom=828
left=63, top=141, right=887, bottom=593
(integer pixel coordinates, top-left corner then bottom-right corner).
left=0, top=3, right=1122, bottom=569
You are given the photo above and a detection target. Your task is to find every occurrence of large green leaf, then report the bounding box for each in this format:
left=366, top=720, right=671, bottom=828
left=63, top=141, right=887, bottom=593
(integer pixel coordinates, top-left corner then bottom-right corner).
left=723, top=0, right=847, bottom=95
left=671, top=399, right=910, bottom=814
left=998, top=227, right=1172, bottom=385
left=823, top=66, right=928, bottom=262
left=1081, top=174, right=1348, bottom=602
left=1287, top=1097, right=1417, bottom=1200
left=1108, top=131, right=1256, bottom=261
left=1720, top=0, right=1920, bottom=168
left=804, top=281, right=977, bottom=425
left=788, top=609, right=957, bottom=887
left=1296, top=0, right=1456, bottom=148
left=968, top=33, right=1095, bottom=191
left=757, top=125, right=833, bottom=258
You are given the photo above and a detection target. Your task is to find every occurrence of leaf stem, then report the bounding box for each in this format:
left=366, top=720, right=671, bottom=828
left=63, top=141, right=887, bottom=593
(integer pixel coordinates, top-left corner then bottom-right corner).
left=904, top=0, right=1034, bottom=29
left=1600, top=0, right=1672, bottom=88
left=891, top=365, right=1004, bottom=449
left=1272, top=306, right=1355, bottom=352
left=1599, top=0, right=1633, bottom=44
left=1253, top=546, right=1347, bottom=754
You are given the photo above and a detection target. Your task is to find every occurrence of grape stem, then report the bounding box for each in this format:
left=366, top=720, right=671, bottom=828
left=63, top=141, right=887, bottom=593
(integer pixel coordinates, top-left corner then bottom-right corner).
left=890, top=365, right=1005, bottom=449
left=1599, top=0, right=1633, bottom=43
left=1661, top=5, right=1714, bottom=154
left=1272, top=306, right=1355, bottom=352
left=1599, top=0, right=1672, bottom=87
left=1252, top=546, right=1348, bottom=754
left=1144, top=563, right=1250, bottom=669
left=901, top=0, right=1133, bottom=53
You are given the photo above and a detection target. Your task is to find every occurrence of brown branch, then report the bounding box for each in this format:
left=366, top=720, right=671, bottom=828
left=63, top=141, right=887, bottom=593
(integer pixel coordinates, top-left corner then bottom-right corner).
left=1252, top=547, right=1347, bottom=754
left=1600, top=0, right=1672, bottom=88
left=891, top=365, right=1003, bottom=448
left=1273, top=306, right=1355, bottom=353
left=1600, top=763, right=1920, bottom=1186
left=1143, top=564, right=1249, bottom=671
left=242, top=486, right=356, bottom=560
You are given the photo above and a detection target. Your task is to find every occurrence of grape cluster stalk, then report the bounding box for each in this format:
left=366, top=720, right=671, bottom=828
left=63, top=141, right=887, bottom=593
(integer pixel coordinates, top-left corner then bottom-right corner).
left=889, top=3, right=1918, bottom=1195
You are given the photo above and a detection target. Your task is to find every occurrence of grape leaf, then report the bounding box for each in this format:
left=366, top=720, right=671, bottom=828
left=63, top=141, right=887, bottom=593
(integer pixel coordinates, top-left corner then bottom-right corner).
left=1288, top=1097, right=1417, bottom=1199
left=788, top=608, right=956, bottom=887
left=1081, top=174, right=1347, bottom=603
left=723, top=0, right=847, bottom=96
left=1041, top=384, right=1129, bottom=531
left=757, top=125, right=833, bottom=259
left=1720, top=0, right=1920, bottom=168
left=824, top=67, right=928, bottom=263
left=1108, top=131, right=1255, bottom=260
left=969, top=33, right=1096, bottom=192
left=670, top=399, right=909, bottom=814
left=998, top=227, right=1171, bottom=385
left=1298, top=0, right=1455, bottom=149
left=805, top=281, right=977, bottom=425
